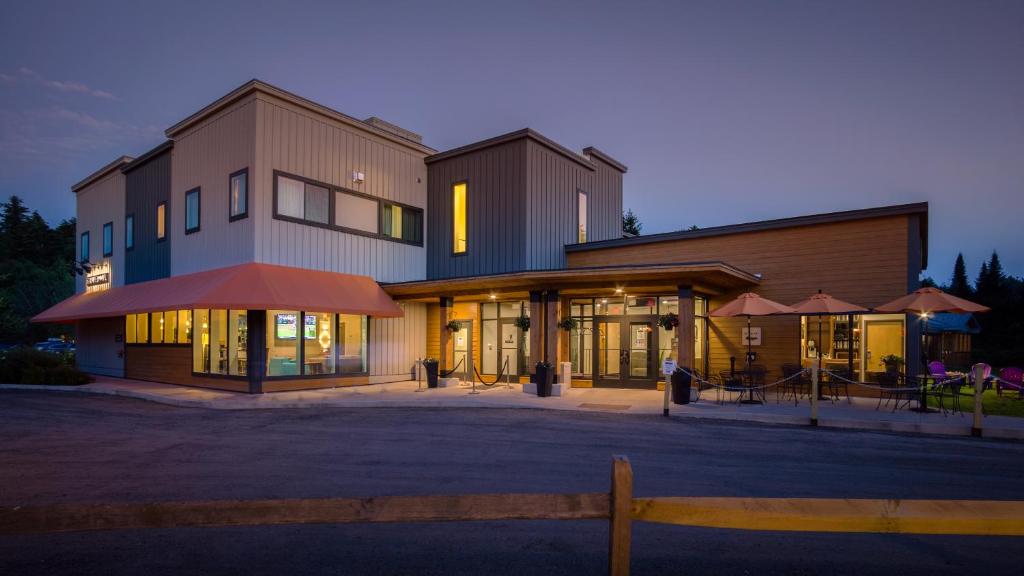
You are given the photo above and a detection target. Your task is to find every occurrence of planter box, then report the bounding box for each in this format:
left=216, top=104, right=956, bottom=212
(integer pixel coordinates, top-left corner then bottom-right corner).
left=522, top=382, right=564, bottom=397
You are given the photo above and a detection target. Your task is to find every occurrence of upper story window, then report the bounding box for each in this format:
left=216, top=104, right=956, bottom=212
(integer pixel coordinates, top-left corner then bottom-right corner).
left=274, top=171, right=423, bottom=246
left=156, top=202, right=166, bottom=240
left=452, top=181, right=467, bottom=254
left=577, top=191, right=588, bottom=243
left=125, top=214, right=134, bottom=250
left=229, top=168, right=248, bottom=221
left=102, top=222, right=113, bottom=257
left=80, top=231, right=90, bottom=262
left=185, top=188, right=201, bottom=234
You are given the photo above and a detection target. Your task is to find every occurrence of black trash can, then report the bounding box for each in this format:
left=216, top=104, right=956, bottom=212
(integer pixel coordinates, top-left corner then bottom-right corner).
left=671, top=368, right=692, bottom=405
left=535, top=362, right=554, bottom=397
left=423, top=360, right=439, bottom=389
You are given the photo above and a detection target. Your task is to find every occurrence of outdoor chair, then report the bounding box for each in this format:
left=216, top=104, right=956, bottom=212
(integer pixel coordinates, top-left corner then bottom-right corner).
left=778, top=363, right=809, bottom=405
left=997, top=367, right=1024, bottom=399
left=927, top=361, right=948, bottom=379
left=717, top=370, right=747, bottom=405
left=824, top=366, right=853, bottom=404
left=747, top=365, right=768, bottom=404
left=876, top=371, right=910, bottom=412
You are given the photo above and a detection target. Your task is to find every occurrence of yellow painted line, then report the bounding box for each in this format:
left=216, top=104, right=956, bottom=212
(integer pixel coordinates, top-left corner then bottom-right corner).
left=631, top=497, right=1024, bottom=536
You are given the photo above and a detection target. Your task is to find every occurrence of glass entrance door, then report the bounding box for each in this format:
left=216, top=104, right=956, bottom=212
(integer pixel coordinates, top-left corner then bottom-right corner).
left=595, top=317, right=657, bottom=388
left=499, top=321, right=521, bottom=379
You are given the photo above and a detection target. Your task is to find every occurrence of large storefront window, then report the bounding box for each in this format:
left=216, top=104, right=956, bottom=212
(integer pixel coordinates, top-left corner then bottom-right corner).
left=265, top=310, right=367, bottom=377
left=268, top=310, right=301, bottom=376
left=801, top=313, right=905, bottom=381
left=126, top=311, right=192, bottom=345
left=304, top=312, right=335, bottom=375
left=337, top=314, right=367, bottom=374
left=479, top=301, right=528, bottom=376
left=190, top=309, right=246, bottom=376
left=569, top=299, right=594, bottom=377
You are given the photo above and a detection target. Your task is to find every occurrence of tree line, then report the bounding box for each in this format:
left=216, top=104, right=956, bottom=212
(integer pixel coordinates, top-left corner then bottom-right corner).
left=922, top=252, right=1023, bottom=367
left=0, top=196, right=76, bottom=344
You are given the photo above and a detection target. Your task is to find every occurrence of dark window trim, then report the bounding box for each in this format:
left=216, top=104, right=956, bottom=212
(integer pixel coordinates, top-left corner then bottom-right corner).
left=185, top=187, right=201, bottom=235
left=576, top=189, right=588, bottom=244
left=102, top=221, right=114, bottom=257
left=156, top=201, right=167, bottom=242
left=380, top=200, right=425, bottom=245
left=451, top=179, right=468, bottom=257
left=228, top=167, right=249, bottom=222
left=125, top=213, right=135, bottom=251
left=80, top=231, right=90, bottom=262
left=272, top=170, right=424, bottom=247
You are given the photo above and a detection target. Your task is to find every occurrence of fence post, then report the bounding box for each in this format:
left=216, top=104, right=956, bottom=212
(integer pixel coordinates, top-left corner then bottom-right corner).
left=609, top=455, right=633, bottom=576
left=972, top=364, right=985, bottom=437
left=810, top=364, right=819, bottom=427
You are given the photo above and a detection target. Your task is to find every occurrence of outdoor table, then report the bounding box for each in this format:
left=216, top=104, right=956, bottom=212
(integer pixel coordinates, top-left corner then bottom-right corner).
left=732, top=370, right=764, bottom=405
left=912, top=374, right=940, bottom=413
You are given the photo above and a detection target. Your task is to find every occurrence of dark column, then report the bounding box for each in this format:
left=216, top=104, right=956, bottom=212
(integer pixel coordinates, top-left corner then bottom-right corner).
left=246, top=310, right=266, bottom=394
left=906, top=312, right=922, bottom=380
left=677, top=286, right=695, bottom=372
left=544, top=289, right=560, bottom=382
left=439, top=297, right=453, bottom=371
left=529, top=290, right=543, bottom=382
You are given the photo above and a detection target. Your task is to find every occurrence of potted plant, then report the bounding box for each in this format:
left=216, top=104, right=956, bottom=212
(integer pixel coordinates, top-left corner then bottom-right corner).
left=670, top=366, right=692, bottom=404
left=422, top=358, right=439, bottom=388
left=534, top=360, right=554, bottom=397
left=446, top=320, right=462, bottom=333
left=514, top=313, right=531, bottom=332
left=658, top=312, right=679, bottom=331
left=558, top=317, right=577, bottom=332
left=881, top=354, right=904, bottom=374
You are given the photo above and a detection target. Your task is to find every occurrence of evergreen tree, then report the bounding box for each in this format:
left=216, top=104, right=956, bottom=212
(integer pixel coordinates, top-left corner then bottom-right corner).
left=622, top=209, right=642, bottom=236
left=949, top=253, right=972, bottom=297
left=919, top=276, right=937, bottom=288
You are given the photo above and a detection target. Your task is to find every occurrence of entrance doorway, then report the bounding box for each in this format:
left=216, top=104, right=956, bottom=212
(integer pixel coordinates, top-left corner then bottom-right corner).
left=863, top=319, right=903, bottom=377
left=595, top=317, right=656, bottom=389
left=451, top=320, right=472, bottom=380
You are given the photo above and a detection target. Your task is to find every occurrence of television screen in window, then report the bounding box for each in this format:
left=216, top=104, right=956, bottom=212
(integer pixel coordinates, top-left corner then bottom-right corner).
left=275, top=314, right=297, bottom=339
left=304, top=314, right=317, bottom=340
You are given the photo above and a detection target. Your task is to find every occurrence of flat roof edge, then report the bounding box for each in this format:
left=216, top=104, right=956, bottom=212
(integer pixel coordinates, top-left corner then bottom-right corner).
left=121, top=140, right=173, bottom=174
left=566, top=202, right=930, bottom=253
left=72, top=156, right=134, bottom=192
left=582, top=146, right=627, bottom=173
left=426, top=128, right=597, bottom=171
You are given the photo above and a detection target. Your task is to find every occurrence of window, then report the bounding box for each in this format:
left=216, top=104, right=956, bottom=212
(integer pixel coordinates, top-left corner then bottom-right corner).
left=381, top=202, right=423, bottom=244
left=275, top=175, right=328, bottom=225
left=80, top=231, right=90, bottom=262
left=453, top=181, right=467, bottom=253
left=305, top=184, right=329, bottom=224
left=126, top=311, right=192, bottom=345
left=577, top=191, right=588, bottom=243
left=185, top=188, right=200, bottom=234
left=156, top=202, right=166, bottom=240
left=102, top=222, right=113, bottom=257
left=267, top=310, right=300, bottom=376
left=125, top=214, right=134, bottom=250
left=335, top=190, right=379, bottom=234
left=337, top=314, right=367, bottom=374
left=229, top=168, right=248, bottom=220
left=304, top=312, right=335, bottom=375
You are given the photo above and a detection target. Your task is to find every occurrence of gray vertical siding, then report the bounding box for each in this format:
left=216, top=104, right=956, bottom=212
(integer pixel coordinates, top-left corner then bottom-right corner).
left=369, top=302, right=427, bottom=382
left=124, top=148, right=171, bottom=284
left=75, top=170, right=126, bottom=292
left=426, top=139, right=528, bottom=278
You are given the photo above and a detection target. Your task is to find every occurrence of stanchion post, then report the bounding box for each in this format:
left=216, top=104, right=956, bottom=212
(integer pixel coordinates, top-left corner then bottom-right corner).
left=662, top=372, right=671, bottom=417
left=810, top=364, right=819, bottom=426
left=609, top=455, right=633, bottom=576
left=972, top=364, right=984, bottom=437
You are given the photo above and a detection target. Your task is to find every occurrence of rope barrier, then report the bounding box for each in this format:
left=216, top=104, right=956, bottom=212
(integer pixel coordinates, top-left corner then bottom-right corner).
left=680, top=368, right=809, bottom=392
left=472, top=356, right=510, bottom=387
left=821, top=370, right=966, bottom=393
left=440, top=356, right=465, bottom=379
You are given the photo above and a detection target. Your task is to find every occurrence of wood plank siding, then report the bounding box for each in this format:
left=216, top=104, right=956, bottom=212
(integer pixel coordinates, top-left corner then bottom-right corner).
left=252, top=94, right=429, bottom=283
left=124, top=145, right=171, bottom=284
left=125, top=346, right=250, bottom=393
left=567, top=214, right=923, bottom=378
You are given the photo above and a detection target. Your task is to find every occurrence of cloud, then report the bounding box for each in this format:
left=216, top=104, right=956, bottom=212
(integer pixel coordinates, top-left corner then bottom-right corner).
left=4, top=67, right=118, bottom=100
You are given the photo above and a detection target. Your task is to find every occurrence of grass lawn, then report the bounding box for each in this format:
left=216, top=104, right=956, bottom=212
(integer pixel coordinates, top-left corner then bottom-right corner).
left=926, top=388, right=1024, bottom=417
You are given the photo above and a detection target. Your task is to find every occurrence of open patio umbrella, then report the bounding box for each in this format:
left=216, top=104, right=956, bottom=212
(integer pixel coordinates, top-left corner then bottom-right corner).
left=710, top=293, right=796, bottom=403
left=875, top=287, right=990, bottom=412
left=790, top=290, right=867, bottom=379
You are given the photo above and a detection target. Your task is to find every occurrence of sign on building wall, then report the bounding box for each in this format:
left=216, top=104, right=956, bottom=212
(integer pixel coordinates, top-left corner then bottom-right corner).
left=85, top=262, right=111, bottom=293
left=742, top=327, right=762, bottom=346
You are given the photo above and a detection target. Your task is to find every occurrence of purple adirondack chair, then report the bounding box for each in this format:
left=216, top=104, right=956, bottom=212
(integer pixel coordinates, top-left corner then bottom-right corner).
left=928, top=361, right=948, bottom=379
left=997, top=367, right=1024, bottom=398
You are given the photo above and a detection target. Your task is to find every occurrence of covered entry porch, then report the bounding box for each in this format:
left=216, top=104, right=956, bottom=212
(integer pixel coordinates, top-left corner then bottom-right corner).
left=382, top=263, right=760, bottom=389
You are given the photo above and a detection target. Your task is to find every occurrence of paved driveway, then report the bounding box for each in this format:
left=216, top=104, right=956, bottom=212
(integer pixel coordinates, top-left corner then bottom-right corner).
left=2, top=390, right=1023, bottom=575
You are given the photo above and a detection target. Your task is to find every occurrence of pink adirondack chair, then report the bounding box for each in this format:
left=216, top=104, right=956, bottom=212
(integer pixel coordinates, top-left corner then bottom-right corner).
left=927, top=361, right=948, bottom=379
left=997, top=367, right=1024, bottom=398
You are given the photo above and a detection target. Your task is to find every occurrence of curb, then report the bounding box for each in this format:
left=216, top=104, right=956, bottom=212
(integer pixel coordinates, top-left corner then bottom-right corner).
left=2, top=383, right=1022, bottom=440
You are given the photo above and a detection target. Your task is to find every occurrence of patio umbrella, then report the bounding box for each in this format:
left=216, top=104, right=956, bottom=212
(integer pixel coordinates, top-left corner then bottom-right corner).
left=790, top=291, right=867, bottom=376
left=710, top=293, right=796, bottom=401
left=875, top=287, right=989, bottom=412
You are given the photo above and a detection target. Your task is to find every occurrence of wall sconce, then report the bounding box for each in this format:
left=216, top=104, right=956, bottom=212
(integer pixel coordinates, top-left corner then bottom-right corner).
left=352, top=171, right=365, bottom=184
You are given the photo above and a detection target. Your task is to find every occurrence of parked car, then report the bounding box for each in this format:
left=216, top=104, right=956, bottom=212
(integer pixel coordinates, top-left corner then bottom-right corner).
left=34, top=339, right=74, bottom=354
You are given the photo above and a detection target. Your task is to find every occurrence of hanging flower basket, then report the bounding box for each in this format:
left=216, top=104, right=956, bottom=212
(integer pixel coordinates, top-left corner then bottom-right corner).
left=514, top=314, right=531, bottom=332
left=558, top=318, right=578, bottom=332
left=657, top=312, right=679, bottom=331
left=446, top=320, right=462, bottom=332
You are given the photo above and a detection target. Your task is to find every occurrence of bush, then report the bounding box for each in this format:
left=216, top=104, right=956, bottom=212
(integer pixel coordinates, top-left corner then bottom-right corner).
left=0, top=347, right=91, bottom=386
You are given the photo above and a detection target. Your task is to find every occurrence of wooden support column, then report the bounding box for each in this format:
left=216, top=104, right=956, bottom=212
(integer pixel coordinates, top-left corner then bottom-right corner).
left=545, top=289, right=560, bottom=382
left=677, top=285, right=695, bottom=372
left=608, top=455, right=633, bottom=576
left=439, top=297, right=452, bottom=371
left=246, top=310, right=267, bottom=394
left=529, top=290, right=543, bottom=382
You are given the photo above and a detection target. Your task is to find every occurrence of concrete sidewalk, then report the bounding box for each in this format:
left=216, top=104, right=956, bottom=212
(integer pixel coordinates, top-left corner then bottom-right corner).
left=3, top=378, right=1023, bottom=440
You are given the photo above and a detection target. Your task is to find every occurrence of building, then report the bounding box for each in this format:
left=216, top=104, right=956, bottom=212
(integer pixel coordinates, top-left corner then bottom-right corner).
left=35, top=79, right=928, bottom=393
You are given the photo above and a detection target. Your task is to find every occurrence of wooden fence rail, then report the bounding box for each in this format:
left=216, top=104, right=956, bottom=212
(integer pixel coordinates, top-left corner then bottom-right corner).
left=4, top=455, right=1024, bottom=576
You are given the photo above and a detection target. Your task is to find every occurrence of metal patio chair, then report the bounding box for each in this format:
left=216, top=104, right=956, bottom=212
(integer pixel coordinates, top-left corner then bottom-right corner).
left=778, top=363, right=809, bottom=405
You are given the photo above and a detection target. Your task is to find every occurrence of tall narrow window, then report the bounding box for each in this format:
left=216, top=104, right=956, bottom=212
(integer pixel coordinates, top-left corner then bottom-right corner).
left=125, top=214, right=134, bottom=250
left=453, top=181, right=467, bottom=254
left=80, top=231, right=90, bottom=262
left=185, top=188, right=200, bottom=234
left=229, top=168, right=248, bottom=220
left=102, top=222, right=113, bottom=257
left=156, top=202, right=166, bottom=240
left=577, top=191, right=588, bottom=243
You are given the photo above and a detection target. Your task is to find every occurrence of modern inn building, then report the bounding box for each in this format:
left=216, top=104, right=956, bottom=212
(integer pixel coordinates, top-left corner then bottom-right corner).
left=35, top=80, right=928, bottom=393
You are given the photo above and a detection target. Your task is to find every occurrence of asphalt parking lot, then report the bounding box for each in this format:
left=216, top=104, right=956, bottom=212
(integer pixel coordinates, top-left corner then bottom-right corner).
left=2, top=390, right=1023, bottom=575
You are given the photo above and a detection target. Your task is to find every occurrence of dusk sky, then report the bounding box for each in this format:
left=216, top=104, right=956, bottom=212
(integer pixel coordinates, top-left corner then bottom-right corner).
left=1, top=0, right=1021, bottom=278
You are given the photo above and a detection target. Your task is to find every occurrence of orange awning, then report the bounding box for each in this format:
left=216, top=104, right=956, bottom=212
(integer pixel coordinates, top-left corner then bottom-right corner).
left=32, top=263, right=403, bottom=323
